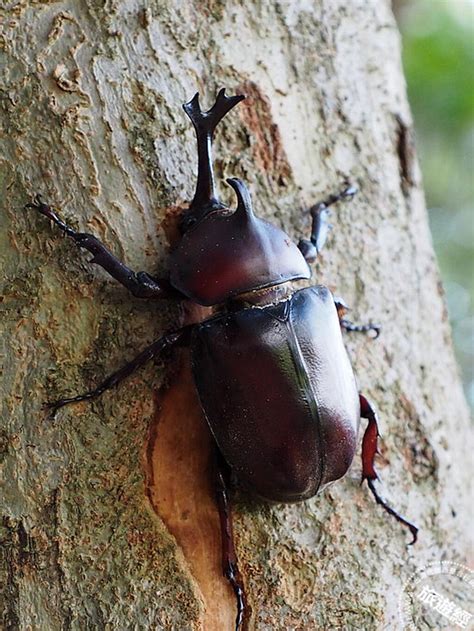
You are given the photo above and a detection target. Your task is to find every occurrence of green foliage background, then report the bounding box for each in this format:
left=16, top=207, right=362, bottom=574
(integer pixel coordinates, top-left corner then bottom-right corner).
left=399, top=0, right=474, bottom=407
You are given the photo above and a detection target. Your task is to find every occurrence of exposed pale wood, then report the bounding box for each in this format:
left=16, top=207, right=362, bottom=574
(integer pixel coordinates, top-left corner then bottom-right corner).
left=147, top=353, right=236, bottom=631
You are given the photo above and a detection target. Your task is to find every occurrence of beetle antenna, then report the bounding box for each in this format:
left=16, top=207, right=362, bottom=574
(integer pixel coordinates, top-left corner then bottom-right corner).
left=183, top=88, right=245, bottom=218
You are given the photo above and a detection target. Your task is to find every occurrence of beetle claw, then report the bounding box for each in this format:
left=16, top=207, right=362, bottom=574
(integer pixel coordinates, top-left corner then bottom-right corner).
left=370, top=324, right=381, bottom=339
left=297, top=238, right=317, bottom=263
left=25, top=193, right=46, bottom=211
left=342, top=184, right=358, bottom=198
left=42, top=400, right=60, bottom=421
left=224, top=561, right=246, bottom=631
left=407, top=527, right=419, bottom=546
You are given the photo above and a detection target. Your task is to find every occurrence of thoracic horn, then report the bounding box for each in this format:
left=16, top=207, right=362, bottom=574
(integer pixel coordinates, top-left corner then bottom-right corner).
left=227, top=178, right=255, bottom=221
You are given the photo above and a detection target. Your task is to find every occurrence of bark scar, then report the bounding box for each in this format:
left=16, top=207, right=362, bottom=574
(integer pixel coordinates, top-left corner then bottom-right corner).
left=238, top=81, right=292, bottom=186
left=144, top=301, right=239, bottom=630
left=395, top=114, right=416, bottom=195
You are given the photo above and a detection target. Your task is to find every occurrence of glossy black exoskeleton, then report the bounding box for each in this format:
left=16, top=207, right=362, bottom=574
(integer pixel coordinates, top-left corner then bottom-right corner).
left=26, top=88, right=417, bottom=631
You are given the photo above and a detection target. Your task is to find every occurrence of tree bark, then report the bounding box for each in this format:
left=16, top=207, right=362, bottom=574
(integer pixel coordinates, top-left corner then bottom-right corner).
left=0, top=2, right=471, bottom=630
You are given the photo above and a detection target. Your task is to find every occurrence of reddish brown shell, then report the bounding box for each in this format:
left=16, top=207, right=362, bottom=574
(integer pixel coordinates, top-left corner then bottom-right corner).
left=190, top=285, right=360, bottom=502
left=169, top=179, right=310, bottom=306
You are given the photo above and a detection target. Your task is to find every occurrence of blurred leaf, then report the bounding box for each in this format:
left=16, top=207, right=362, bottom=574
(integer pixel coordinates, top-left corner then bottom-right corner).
left=402, top=2, right=474, bottom=135
left=398, top=0, right=474, bottom=407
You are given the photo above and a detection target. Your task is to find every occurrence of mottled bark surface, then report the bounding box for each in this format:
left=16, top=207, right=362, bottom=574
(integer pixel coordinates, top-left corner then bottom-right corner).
left=0, top=2, right=471, bottom=630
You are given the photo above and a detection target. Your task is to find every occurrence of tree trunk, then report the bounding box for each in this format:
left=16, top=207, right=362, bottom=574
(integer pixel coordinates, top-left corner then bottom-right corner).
left=1, top=2, right=470, bottom=630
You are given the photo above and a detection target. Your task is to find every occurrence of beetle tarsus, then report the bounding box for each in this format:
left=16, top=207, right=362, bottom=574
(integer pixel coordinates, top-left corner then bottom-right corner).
left=298, top=184, right=358, bottom=261
left=224, top=561, right=246, bottom=631
left=340, top=318, right=381, bottom=338
left=45, top=328, right=192, bottom=413
left=214, top=450, right=248, bottom=631
left=25, top=196, right=181, bottom=300
left=335, top=298, right=380, bottom=338
left=366, top=479, right=418, bottom=545
left=360, top=394, right=419, bottom=544
left=25, top=195, right=77, bottom=237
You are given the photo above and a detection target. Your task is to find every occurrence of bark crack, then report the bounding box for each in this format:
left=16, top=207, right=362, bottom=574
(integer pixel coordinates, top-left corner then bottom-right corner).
left=395, top=114, right=416, bottom=195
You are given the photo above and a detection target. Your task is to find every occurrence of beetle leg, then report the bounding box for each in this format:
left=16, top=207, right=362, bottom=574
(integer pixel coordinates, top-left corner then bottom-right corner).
left=47, top=326, right=192, bottom=416
left=334, top=298, right=381, bottom=338
left=298, top=184, right=357, bottom=262
left=360, top=394, right=419, bottom=544
left=340, top=319, right=381, bottom=338
left=25, top=195, right=183, bottom=300
left=214, top=449, right=248, bottom=631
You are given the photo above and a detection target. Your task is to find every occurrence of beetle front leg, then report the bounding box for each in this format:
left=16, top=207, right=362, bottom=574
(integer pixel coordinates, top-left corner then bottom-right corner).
left=297, top=184, right=357, bottom=262
left=47, top=326, right=192, bottom=415
left=214, top=450, right=248, bottom=631
left=334, top=298, right=381, bottom=338
left=25, top=195, right=183, bottom=300
left=360, top=394, right=419, bottom=544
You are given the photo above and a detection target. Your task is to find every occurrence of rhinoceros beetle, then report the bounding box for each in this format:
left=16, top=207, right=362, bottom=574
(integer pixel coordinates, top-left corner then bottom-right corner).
left=26, top=88, right=418, bottom=630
